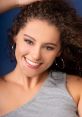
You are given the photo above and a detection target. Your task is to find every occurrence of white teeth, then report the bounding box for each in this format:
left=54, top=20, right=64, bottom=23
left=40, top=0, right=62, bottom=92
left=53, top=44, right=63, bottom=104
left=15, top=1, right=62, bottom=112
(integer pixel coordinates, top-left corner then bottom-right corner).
left=25, top=58, right=40, bottom=66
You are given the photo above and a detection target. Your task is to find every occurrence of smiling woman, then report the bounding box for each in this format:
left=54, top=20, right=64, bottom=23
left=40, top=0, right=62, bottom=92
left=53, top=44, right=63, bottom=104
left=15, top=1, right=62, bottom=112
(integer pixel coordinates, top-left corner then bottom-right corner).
left=0, top=0, right=82, bottom=117
left=13, top=19, right=61, bottom=77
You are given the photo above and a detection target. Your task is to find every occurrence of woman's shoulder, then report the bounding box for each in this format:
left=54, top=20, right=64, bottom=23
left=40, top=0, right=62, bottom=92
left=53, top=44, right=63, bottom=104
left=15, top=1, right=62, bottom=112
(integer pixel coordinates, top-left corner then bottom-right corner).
left=66, top=74, right=82, bottom=90
left=66, top=74, right=82, bottom=116
left=0, top=76, right=21, bottom=116
left=0, top=78, right=8, bottom=113
left=0, top=77, right=9, bottom=99
left=66, top=74, right=82, bottom=104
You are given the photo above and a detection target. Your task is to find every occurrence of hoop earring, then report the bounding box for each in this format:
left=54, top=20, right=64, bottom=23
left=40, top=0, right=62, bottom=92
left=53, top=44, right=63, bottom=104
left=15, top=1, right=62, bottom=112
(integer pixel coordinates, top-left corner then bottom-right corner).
left=11, top=44, right=16, bottom=59
left=55, top=57, right=65, bottom=69
left=12, top=44, right=16, bottom=50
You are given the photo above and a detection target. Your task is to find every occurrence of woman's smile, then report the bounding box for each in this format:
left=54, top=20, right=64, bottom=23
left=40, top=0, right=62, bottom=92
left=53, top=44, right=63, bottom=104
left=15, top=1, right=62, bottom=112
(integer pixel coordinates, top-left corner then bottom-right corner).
left=23, top=57, right=42, bottom=70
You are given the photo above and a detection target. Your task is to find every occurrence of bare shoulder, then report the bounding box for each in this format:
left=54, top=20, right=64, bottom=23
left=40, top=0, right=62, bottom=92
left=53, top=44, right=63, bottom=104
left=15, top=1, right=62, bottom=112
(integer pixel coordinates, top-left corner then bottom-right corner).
left=0, top=78, right=8, bottom=112
left=66, top=74, right=82, bottom=105
left=0, top=77, right=18, bottom=115
left=66, top=74, right=82, bottom=90
left=66, top=75, right=82, bottom=116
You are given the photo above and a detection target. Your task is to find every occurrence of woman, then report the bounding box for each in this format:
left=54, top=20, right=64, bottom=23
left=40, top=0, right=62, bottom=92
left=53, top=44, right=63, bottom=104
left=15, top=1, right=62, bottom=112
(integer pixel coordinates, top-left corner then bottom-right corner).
left=0, top=0, right=82, bottom=116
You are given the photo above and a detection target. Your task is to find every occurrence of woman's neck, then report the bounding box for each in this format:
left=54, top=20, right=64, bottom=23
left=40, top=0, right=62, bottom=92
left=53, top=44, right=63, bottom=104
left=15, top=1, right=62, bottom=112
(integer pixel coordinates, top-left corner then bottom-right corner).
left=4, top=65, right=48, bottom=90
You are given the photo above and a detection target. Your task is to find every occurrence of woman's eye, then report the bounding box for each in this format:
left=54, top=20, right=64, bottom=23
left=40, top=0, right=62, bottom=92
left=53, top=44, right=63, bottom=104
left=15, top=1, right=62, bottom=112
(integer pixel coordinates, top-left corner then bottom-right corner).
left=24, top=39, right=33, bottom=45
left=46, top=46, right=54, bottom=51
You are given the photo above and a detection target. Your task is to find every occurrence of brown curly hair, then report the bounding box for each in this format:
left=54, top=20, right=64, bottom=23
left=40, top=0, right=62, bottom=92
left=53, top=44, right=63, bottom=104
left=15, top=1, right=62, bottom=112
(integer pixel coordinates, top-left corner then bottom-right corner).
left=8, top=0, right=82, bottom=75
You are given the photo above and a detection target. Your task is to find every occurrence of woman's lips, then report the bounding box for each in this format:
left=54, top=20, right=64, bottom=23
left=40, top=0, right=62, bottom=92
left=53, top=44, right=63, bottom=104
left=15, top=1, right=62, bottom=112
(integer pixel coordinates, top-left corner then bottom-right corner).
left=24, top=57, right=42, bottom=69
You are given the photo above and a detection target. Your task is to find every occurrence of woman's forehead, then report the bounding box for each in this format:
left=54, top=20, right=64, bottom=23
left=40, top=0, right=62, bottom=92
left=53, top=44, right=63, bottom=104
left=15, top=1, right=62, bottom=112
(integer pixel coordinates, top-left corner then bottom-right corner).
left=17, top=19, right=61, bottom=43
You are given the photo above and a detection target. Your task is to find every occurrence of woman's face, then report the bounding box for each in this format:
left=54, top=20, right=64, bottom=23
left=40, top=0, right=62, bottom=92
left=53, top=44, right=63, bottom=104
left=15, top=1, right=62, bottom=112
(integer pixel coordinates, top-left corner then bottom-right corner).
left=14, top=19, right=61, bottom=77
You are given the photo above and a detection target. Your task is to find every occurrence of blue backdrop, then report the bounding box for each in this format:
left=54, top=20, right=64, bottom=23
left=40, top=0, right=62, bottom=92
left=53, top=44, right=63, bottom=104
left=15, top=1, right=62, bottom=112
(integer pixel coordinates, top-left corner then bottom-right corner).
left=0, top=0, right=82, bottom=76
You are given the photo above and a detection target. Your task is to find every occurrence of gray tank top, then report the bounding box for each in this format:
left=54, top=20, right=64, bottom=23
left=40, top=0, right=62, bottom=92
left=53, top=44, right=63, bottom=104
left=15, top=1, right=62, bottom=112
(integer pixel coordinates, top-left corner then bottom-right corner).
left=2, top=72, right=78, bottom=117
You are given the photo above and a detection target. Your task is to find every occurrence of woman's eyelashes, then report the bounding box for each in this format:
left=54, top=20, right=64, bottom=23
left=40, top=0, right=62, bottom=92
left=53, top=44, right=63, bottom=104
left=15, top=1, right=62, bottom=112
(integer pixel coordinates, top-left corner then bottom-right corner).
left=24, top=38, right=55, bottom=51
left=24, top=39, right=34, bottom=45
left=45, top=46, right=55, bottom=51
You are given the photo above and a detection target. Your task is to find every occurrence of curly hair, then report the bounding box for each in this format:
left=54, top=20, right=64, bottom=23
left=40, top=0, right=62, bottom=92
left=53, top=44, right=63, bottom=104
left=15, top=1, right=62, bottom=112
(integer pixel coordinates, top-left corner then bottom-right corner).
left=8, top=0, right=82, bottom=75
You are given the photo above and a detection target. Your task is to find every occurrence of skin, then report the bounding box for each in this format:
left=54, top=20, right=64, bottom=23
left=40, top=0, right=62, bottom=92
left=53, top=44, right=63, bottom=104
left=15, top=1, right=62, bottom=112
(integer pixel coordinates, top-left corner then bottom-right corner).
left=0, top=19, right=82, bottom=116
left=0, top=0, right=41, bottom=13
left=14, top=20, right=61, bottom=78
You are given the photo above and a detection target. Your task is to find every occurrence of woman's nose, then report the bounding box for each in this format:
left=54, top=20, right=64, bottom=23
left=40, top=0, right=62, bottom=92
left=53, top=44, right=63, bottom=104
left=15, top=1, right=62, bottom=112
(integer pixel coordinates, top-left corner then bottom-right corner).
left=31, top=47, right=41, bottom=61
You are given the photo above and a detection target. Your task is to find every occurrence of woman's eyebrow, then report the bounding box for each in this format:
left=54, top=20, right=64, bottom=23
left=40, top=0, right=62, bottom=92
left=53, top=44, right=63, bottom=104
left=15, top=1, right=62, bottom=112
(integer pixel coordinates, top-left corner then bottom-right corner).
left=24, top=34, right=57, bottom=46
left=24, top=34, right=36, bottom=41
left=43, top=43, right=57, bottom=47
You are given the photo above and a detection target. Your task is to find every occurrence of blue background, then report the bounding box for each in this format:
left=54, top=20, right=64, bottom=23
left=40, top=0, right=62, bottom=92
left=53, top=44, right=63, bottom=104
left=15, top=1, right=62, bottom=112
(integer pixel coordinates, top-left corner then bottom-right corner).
left=0, top=0, right=82, bottom=76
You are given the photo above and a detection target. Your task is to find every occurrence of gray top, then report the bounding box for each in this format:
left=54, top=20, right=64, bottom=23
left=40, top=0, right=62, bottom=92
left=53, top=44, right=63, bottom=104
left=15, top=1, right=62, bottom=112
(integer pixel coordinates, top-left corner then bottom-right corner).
left=2, top=72, right=78, bottom=117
